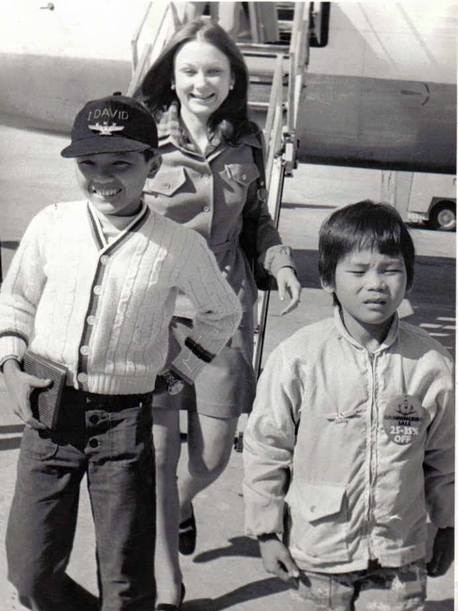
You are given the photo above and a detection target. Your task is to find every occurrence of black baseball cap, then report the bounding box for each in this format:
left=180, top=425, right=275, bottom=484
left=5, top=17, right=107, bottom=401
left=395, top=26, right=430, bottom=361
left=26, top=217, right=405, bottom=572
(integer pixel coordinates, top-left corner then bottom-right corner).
left=61, top=94, right=158, bottom=158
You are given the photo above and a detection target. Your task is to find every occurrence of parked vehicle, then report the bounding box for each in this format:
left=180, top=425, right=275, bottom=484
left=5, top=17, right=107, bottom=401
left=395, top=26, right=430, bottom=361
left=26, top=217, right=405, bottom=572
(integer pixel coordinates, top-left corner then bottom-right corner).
left=407, top=174, right=456, bottom=231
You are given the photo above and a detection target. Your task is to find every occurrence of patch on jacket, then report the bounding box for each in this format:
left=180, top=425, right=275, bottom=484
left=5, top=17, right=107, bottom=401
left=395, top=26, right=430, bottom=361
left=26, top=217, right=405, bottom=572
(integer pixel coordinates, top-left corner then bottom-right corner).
left=383, top=395, right=426, bottom=444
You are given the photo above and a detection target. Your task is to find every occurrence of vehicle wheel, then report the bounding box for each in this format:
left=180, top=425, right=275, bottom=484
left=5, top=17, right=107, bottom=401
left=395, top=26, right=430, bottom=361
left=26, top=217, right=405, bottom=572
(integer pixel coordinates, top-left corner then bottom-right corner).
left=429, top=201, right=456, bottom=231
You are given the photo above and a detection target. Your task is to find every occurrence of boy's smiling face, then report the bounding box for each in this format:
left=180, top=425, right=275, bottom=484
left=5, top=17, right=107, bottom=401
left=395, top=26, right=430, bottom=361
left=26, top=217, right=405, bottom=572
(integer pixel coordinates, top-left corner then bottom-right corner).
left=76, top=151, right=159, bottom=217
left=323, top=247, right=408, bottom=345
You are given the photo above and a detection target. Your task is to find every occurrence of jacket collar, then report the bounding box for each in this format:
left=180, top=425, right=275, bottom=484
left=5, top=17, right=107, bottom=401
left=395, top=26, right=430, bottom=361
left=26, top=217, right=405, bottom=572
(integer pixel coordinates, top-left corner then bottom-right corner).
left=157, top=103, right=220, bottom=154
left=334, top=306, right=399, bottom=353
left=157, top=103, right=263, bottom=151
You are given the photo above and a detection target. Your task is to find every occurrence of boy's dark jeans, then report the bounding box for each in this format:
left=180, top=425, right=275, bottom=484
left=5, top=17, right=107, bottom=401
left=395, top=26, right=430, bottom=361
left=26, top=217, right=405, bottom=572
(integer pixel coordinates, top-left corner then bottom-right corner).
left=6, top=389, right=156, bottom=611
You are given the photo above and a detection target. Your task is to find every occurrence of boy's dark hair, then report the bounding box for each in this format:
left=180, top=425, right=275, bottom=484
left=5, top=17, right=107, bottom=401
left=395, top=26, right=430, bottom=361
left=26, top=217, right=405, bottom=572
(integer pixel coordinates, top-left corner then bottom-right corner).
left=319, top=200, right=415, bottom=290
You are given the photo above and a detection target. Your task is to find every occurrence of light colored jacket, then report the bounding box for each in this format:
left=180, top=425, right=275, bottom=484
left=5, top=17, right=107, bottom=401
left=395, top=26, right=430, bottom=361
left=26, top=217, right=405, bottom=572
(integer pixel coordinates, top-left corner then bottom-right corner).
left=143, top=110, right=294, bottom=319
left=0, top=202, right=241, bottom=393
left=243, top=309, right=454, bottom=572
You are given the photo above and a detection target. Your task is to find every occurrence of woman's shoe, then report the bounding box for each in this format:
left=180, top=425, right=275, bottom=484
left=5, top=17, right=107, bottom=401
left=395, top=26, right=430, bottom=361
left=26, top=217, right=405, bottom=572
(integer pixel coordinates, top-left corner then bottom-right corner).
left=178, top=504, right=196, bottom=555
left=155, top=583, right=186, bottom=610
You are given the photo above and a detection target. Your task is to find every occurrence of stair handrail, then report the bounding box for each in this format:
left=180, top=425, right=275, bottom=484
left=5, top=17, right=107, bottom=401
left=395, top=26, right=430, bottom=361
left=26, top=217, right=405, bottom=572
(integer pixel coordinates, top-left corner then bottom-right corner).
left=127, top=1, right=178, bottom=96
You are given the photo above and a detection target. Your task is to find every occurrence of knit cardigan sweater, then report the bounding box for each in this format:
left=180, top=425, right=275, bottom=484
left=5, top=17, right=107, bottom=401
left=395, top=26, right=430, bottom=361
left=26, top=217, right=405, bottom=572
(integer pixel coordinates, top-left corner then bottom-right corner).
left=0, top=201, right=242, bottom=394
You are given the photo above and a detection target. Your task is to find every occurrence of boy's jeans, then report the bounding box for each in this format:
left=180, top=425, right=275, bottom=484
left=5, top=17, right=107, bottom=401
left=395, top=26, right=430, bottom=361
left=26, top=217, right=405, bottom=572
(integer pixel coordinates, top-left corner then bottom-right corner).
left=291, top=560, right=427, bottom=611
left=6, top=389, right=156, bottom=611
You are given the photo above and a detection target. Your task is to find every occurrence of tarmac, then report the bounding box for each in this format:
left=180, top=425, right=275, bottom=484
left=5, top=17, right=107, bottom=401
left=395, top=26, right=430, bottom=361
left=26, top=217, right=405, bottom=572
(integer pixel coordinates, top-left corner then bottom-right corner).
left=0, top=126, right=455, bottom=609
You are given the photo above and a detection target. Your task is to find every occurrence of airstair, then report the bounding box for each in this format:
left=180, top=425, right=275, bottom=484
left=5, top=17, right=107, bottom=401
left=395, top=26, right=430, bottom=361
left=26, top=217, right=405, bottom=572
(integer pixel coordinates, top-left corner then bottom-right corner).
left=127, top=1, right=312, bottom=379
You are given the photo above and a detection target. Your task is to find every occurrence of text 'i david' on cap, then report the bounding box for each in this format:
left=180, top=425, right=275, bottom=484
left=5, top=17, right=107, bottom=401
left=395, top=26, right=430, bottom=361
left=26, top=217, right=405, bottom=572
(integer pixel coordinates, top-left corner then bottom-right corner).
left=61, top=95, right=158, bottom=158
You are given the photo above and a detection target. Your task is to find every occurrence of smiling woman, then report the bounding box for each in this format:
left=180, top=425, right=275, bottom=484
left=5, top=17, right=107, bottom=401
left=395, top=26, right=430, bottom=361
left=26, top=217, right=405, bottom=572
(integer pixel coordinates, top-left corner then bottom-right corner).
left=134, top=17, right=301, bottom=610
left=173, top=40, right=234, bottom=143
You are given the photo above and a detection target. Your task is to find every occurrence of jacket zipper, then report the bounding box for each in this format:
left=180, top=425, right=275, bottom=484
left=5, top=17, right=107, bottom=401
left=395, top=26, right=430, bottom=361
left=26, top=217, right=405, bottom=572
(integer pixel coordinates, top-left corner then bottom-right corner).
left=366, top=351, right=378, bottom=560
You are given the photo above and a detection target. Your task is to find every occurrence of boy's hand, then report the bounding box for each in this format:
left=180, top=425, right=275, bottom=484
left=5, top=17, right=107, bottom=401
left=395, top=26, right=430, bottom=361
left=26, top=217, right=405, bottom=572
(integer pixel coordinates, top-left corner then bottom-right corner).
left=427, top=527, right=454, bottom=577
left=258, top=533, right=300, bottom=582
left=277, top=267, right=301, bottom=316
left=3, top=358, right=51, bottom=429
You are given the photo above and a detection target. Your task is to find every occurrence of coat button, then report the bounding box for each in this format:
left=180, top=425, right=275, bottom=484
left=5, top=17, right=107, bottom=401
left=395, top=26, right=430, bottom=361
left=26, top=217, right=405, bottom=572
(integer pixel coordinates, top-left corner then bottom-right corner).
left=89, top=438, right=99, bottom=448
left=89, top=414, right=99, bottom=425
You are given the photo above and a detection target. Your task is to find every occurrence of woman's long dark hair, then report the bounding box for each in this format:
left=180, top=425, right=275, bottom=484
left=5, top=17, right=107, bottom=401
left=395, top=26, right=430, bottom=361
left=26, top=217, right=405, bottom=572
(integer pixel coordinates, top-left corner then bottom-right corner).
left=134, top=18, right=258, bottom=142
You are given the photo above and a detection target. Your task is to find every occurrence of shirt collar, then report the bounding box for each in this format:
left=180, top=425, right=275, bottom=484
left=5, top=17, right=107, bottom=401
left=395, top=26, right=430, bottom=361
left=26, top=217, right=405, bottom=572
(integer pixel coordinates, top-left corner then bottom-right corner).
left=157, top=103, right=263, bottom=152
left=157, top=103, right=221, bottom=154
left=333, top=306, right=399, bottom=353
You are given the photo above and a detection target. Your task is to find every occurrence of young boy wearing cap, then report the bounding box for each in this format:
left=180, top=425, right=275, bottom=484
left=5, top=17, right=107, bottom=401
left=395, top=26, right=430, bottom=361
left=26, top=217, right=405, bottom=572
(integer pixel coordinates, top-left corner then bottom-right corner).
left=0, top=94, right=241, bottom=611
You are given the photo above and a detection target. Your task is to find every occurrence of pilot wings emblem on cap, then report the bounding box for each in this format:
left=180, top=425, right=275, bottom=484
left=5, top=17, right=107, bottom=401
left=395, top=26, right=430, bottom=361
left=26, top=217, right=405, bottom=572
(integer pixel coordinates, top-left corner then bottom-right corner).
left=88, top=122, right=125, bottom=136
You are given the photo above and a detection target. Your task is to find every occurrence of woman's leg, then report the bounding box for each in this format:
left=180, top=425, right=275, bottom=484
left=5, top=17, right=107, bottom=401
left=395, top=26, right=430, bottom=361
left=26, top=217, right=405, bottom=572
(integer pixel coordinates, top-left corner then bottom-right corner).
left=179, top=412, right=239, bottom=521
left=152, top=407, right=183, bottom=605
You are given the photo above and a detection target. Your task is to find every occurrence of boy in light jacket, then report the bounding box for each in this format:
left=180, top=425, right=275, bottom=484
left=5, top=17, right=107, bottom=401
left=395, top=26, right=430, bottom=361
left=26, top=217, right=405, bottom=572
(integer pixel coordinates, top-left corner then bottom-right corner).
left=243, top=201, right=454, bottom=610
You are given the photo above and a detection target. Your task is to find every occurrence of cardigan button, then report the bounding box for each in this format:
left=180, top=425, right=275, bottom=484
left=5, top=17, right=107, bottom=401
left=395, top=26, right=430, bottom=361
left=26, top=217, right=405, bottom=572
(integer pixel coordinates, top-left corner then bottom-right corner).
left=80, top=345, right=90, bottom=356
left=87, top=315, right=96, bottom=326
left=100, top=255, right=109, bottom=265
left=203, top=205, right=210, bottom=213
left=93, top=285, right=102, bottom=296
left=77, top=372, right=88, bottom=384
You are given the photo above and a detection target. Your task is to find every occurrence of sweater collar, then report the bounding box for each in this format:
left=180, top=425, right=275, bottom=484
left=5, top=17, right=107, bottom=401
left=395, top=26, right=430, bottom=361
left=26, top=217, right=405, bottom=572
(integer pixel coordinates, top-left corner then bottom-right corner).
left=86, top=201, right=150, bottom=252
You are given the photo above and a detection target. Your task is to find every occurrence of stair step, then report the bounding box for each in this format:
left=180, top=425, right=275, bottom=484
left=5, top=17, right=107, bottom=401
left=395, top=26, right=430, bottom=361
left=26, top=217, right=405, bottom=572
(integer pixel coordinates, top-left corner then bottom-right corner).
left=243, top=54, right=291, bottom=79
left=248, top=81, right=288, bottom=104
left=237, top=42, right=290, bottom=56
left=248, top=101, right=271, bottom=111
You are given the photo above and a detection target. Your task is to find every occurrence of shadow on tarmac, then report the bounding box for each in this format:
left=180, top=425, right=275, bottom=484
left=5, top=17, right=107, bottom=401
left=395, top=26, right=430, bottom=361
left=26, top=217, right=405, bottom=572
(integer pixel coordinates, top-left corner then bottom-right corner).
left=0, top=424, right=23, bottom=452
left=0, top=437, right=22, bottom=451
left=194, top=536, right=259, bottom=562
left=183, top=579, right=454, bottom=610
left=0, top=241, right=20, bottom=251
left=183, top=577, right=290, bottom=610
left=424, top=601, right=454, bottom=610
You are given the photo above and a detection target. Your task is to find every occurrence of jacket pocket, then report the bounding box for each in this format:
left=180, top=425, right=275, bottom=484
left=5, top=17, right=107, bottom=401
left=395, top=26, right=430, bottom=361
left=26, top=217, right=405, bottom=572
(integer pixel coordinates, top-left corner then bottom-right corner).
left=144, top=166, right=187, bottom=196
left=288, top=482, right=351, bottom=561
left=224, top=162, right=259, bottom=186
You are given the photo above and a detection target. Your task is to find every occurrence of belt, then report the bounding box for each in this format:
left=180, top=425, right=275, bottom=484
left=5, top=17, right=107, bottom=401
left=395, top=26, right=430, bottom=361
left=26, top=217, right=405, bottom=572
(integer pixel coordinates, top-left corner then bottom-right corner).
left=62, top=387, right=152, bottom=410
